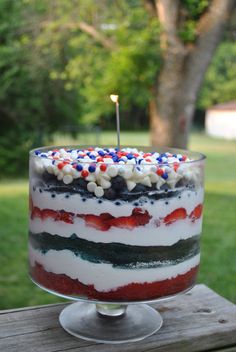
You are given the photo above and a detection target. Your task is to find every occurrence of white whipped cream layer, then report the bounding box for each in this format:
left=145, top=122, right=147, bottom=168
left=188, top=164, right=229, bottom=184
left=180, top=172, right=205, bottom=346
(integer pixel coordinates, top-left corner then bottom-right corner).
left=30, top=186, right=204, bottom=219
left=29, top=245, right=200, bottom=292
left=29, top=217, right=202, bottom=246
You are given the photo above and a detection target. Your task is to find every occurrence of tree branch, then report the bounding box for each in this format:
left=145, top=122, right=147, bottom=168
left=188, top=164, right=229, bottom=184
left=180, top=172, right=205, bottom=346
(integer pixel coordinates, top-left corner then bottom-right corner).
left=180, top=0, right=235, bottom=107
left=155, top=0, right=182, bottom=51
left=41, top=21, right=115, bottom=50
left=78, top=22, right=115, bottom=50
left=143, top=0, right=156, bottom=16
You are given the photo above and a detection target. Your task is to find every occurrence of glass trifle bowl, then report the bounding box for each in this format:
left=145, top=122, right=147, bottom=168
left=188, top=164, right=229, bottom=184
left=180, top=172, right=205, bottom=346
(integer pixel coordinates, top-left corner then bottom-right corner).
left=28, top=145, right=205, bottom=343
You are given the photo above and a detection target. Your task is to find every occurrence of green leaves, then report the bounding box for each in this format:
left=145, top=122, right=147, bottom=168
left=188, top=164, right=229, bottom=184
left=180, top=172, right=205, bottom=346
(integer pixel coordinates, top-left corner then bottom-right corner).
left=199, top=41, right=236, bottom=108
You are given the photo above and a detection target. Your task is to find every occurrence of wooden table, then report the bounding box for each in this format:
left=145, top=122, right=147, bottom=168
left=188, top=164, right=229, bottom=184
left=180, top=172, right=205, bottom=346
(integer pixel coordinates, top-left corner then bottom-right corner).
left=1, top=284, right=236, bottom=352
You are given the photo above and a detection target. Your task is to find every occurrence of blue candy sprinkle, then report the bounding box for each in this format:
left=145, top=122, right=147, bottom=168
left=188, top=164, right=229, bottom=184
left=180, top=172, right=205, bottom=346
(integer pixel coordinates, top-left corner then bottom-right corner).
left=138, top=159, right=143, bottom=164
left=52, top=160, right=56, bottom=165
left=40, top=154, right=47, bottom=158
left=76, top=164, right=83, bottom=171
left=112, top=156, right=119, bottom=162
left=34, top=150, right=40, bottom=155
left=88, top=165, right=96, bottom=173
left=126, top=153, right=133, bottom=160
left=98, top=150, right=105, bottom=156
left=162, top=173, right=168, bottom=180
left=89, top=155, right=96, bottom=160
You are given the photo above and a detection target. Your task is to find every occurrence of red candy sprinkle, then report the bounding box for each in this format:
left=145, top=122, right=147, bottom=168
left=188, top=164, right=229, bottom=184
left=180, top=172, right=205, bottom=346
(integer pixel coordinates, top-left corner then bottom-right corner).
left=96, top=157, right=104, bottom=162
left=100, top=163, right=107, bottom=172
left=57, top=162, right=64, bottom=170
left=81, top=170, right=89, bottom=178
left=156, top=168, right=164, bottom=176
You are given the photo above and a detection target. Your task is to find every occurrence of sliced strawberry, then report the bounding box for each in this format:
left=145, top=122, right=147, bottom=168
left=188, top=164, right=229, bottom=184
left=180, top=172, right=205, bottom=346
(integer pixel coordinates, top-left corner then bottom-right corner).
left=132, top=208, right=152, bottom=226
left=56, top=210, right=74, bottom=224
left=189, top=204, right=203, bottom=222
left=31, top=207, right=41, bottom=220
left=41, top=209, right=58, bottom=221
left=164, top=208, right=187, bottom=225
left=100, top=213, right=115, bottom=221
left=84, top=214, right=111, bottom=231
left=111, top=216, right=136, bottom=230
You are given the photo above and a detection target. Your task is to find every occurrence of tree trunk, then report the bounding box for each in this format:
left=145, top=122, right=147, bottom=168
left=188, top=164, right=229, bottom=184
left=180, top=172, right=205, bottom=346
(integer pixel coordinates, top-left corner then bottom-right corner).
left=150, top=0, right=235, bottom=149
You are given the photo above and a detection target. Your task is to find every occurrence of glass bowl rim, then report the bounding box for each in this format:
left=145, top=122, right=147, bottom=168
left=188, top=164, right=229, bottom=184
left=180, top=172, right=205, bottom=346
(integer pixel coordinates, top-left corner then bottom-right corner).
left=29, top=144, right=206, bottom=166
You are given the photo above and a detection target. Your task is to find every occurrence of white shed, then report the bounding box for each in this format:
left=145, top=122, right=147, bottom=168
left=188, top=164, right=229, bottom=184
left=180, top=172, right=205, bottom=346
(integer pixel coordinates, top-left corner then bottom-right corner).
left=205, top=101, right=236, bottom=139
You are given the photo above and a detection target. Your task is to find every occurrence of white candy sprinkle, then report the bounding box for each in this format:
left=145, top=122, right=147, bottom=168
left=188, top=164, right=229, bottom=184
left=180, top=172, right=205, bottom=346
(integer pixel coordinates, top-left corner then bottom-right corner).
left=63, top=174, right=73, bottom=184
left=150, top=165, right=157, bottom=173
left=94, top=186, right=104, bottom=197
left=86, top=174, right=96, bottom=182
left=71, top=169, right=80, bottom=178
left=63, top=164, right=72, bottom=174
left=87, top=182, right=97, bottom=193
left=107, top=165, right=118, bottom=177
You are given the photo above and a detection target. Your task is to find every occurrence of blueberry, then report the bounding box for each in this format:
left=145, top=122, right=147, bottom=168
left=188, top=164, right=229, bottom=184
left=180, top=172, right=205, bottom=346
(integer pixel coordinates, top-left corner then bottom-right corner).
left=132, top=184, right=147, bottom=194
left=104, top=188, right=117, bottom=200
left=76, top=178, right=88, bottom=189
left=111, top=176, right=126, bottom=191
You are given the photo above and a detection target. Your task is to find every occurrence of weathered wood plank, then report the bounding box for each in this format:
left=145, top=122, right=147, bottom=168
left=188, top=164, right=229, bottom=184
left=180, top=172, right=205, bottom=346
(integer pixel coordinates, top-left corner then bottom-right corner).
left=0, top=285, right=236, bottom=352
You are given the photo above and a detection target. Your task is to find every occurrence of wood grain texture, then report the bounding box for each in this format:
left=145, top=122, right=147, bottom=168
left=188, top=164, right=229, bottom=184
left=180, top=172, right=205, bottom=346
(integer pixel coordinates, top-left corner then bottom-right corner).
left=0, top=285, right=236, bottom=352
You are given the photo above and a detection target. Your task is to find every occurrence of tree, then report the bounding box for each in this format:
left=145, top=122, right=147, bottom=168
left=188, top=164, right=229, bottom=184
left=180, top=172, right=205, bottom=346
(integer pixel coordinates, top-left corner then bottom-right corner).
left=147, top=0, right=235, bottom=148
left=39, top=0, right=234, bottom=148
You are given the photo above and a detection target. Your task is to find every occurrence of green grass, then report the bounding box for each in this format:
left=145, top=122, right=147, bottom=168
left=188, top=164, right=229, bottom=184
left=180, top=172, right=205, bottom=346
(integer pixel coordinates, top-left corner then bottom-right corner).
left=0, top=131, right=236, bottom=309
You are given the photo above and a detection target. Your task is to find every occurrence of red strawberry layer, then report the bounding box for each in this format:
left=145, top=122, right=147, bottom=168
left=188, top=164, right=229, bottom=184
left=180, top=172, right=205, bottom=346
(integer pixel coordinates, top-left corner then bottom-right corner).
left=30, top=203, right=203, bottom=231
left=30, top=262, right=199, bottom=301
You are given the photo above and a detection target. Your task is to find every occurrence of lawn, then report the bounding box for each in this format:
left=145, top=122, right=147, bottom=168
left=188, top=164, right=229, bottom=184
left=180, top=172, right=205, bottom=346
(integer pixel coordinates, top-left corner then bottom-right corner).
left=0, top=131, right=236, bottom=309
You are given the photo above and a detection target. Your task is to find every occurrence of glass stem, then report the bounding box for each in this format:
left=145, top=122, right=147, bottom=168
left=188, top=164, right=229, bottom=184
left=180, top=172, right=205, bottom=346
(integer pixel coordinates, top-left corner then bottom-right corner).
left=96, top=304, right=127, bottom=318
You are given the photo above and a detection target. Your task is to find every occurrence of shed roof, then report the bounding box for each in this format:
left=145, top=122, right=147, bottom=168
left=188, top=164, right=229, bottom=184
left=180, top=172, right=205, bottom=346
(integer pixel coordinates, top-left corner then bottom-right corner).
left=208, top=101, right=236, bottom=111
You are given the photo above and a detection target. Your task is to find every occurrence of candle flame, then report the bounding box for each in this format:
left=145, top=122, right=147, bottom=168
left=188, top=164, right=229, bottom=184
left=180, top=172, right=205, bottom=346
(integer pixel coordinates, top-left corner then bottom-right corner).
left=110, top=94, right=119, bottom=103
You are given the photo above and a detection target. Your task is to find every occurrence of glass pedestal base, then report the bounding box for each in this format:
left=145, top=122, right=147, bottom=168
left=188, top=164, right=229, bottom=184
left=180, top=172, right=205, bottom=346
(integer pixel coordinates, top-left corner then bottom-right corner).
left=59, top=302, right=163, bottom=344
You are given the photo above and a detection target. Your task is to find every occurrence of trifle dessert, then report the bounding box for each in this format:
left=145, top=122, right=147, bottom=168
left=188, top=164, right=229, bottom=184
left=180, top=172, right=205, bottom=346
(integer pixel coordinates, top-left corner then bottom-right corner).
left=29, top=146, right=205, bottom=302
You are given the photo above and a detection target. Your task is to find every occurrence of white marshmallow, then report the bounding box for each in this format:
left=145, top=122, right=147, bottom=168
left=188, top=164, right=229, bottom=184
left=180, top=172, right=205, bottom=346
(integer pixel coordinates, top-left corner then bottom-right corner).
left=94, top=186, right=104, bottom=197
left=87, top=182, right=97, bottom=193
